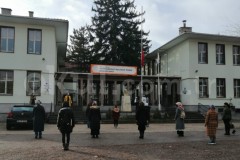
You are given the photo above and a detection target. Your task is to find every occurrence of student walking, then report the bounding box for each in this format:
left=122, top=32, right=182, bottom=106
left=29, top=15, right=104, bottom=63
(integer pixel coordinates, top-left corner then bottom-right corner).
left=174, top=102, right=185, bottom=137
left=33, top=100, right=45, bottom=139
left=57, top=102, right=75, bottom=150
left=88, top=101, right=101, bottom=138
left=222, top=102, right=232, bottom=135
left=112, top=105, right=120, bottom=128
left=136, top=101, right=148, bottom=139
left=205, top=105, right=218, bottom=144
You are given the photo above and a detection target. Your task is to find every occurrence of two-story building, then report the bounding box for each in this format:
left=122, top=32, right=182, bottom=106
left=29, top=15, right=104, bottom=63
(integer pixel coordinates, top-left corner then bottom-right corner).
left=146, top=21, right=240, bottom=111
left=0, top=8, right=68, bottom=116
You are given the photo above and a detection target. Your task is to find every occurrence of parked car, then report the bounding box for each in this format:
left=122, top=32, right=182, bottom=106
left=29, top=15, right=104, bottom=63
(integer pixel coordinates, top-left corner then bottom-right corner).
left=6, top=105, right=34, bottom=130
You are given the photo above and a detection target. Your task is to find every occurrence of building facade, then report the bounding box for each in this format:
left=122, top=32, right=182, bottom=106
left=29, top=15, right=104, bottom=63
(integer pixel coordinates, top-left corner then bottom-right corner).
left=0, top=8, right=68, bottom=115
left=146, top=22, right=240, bottom=111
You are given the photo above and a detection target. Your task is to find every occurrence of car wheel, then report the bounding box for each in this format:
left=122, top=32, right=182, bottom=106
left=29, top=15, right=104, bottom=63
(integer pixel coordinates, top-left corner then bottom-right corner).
left=6, top=123, right=11, bottom=130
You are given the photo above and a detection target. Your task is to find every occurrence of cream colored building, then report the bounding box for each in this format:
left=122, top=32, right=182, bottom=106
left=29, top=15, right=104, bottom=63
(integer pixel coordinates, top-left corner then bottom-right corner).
left=147, top=21, right=240, bottom=111
left=0, top=8, right=68, bottom=114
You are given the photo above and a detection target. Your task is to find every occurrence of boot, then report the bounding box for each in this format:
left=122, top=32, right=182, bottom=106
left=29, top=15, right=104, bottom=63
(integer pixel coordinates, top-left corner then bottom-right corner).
left=177, top=131, right=180, bottom=136
left=62, top=143, right=65, bottom=150
left=65, top=143, right=69, bottom=150
left=181, top=131, right=184, bottom=137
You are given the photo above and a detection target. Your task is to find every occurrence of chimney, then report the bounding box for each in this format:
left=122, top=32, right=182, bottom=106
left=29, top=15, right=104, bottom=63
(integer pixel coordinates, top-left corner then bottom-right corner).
left=1, top=8, right=12, bottom=15
left=179, top=20, right=192, bottom=35
left=29, top=11, right=34, bottom=17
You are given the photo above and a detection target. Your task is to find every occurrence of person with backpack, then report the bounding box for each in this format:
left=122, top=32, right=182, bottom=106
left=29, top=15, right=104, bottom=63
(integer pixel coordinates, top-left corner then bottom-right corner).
left=174, top=102, right=185, bottom=137
left=57, top=101, right=75, bottom=150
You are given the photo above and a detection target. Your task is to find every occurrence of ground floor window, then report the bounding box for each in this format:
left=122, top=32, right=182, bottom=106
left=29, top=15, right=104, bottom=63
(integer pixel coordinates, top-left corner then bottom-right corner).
left=234, top=79, right=240, bottom=98
left=26, top=71, right=41, bottom=96
left=216, top=78, right=225, bottom=98
left=199, top=77, right=208, bottom=98
left=0, top=70, right=13, bottom=95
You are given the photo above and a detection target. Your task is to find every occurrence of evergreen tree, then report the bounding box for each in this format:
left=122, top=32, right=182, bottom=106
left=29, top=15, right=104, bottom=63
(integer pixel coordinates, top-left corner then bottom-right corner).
left=91, top=0, right=151, bottom=68
left=66, top=25, right=93, bottom=72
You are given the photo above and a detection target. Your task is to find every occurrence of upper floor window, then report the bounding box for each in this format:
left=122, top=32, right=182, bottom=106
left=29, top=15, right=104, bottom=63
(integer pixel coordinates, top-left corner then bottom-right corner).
left=199, top=77, right=208, bottom=98
left=233, top=45, right=240, bottom=65
left=0, top=27, right=14, bottom=53
left=26, top=71, right=41, bottom=96
left=216, top=44, right=225, bottom=65
left=28, top=29, right=42, bottom=54
left=198, top=42, right=208, bottom=64
left=234, top=79, right=240, bottom=98
left=216, top=78, right=225, bottom=98
left=0, top=70, right=13, bottom=95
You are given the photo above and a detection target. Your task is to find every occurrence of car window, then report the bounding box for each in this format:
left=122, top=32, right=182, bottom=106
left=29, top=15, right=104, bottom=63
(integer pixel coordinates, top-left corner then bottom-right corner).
left=12, top=107, right=34, bottom=112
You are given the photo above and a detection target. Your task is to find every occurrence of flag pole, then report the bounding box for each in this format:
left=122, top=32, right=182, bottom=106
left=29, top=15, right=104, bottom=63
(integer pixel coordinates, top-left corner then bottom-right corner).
left=157, top=52, right=161, bottom=111
left=140, top=6, right=143, bottom=101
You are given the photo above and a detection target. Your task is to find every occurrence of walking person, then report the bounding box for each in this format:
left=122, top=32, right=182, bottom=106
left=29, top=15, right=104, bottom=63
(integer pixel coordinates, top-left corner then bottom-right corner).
left=30, top=93, right=36, bottom=105
left=136, top=101, right=148, bottom=139
left=88, top=101, right=101, bottom=138
left=57, top=102, right=75, bottom=150
left=33, top=100, right=45, bottom=139
left=174, top=102, right=185, bottom=137
left=222, top=102, right=232, bottom=135
left=112, top=105, right=120, bottom=128
left=205, top=105, right=218, bottom=144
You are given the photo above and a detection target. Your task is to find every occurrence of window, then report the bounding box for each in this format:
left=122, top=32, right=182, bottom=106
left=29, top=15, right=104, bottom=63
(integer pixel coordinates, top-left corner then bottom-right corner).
left=216, top=44, right=225, bottom=64
left=199, top=77, right=208, bottom=98
left=216, top=78, right=225, bottom=98
left=233, top=45, right=240, bottom=65
left=198, top=43, right=208, bottom=64
left=28, top=29, right=42, bottom=54
left=0, top=27, right=14, bottom=53
left=234, top=79, right=240, bottom=98
left=26, top=71, right=41, bottom=96
left=0, top=70, right=13, bottom=95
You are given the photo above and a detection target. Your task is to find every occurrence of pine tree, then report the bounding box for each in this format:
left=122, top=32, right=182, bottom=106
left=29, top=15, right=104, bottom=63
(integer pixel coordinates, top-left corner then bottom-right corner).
left=91, top=0, right=151, bottom=68
left=66, top=25, right=93, bottom=72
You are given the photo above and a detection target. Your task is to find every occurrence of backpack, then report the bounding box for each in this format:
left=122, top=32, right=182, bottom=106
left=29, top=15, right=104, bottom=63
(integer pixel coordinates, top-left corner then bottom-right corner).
left=180, top=110, right=186, bottom=119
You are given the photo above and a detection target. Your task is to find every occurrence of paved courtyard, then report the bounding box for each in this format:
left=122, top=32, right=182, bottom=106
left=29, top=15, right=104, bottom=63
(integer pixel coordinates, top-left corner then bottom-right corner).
left=0, top=122, right=239, bottom=160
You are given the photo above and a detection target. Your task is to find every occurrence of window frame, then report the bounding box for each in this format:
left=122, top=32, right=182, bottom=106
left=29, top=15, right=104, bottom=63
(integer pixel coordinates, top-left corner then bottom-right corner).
left=199, top=77, right=209, bottom=98
left=0, top=70, right=14, bottom=95
left=26, top=71, right=41, bottom=96
left=0, top=26, right=15, bottom=53
left=234, top=79, right=240, bottom=98
left=233, top=45, right=240, bottom=66
left=216, top=44, right=225, bottom=65
left=27, top=29, right=42, bottom=55
left=216, top=78, right=226, bottom=98
left=198, top=42, right=208, bottom=64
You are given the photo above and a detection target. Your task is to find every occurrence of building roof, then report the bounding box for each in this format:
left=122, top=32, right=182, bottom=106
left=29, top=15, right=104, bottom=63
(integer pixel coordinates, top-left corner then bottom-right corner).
left=148, top=32, right=240, bottom=59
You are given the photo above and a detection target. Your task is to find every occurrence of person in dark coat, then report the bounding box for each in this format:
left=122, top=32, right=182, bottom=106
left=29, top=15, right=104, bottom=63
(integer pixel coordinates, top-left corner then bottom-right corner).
left=222, top=102, right=232, bottom=135
left=112, top=105, right=120, bottom=128
left=33, top=100, right=45, bottom=139
left=86, top=100, right=93, bottom=128
left=57, top=101, right=75, bottom=150
left=136, top=101, right=148, bottom=139
left=88, top=101, right=101, bottom=138
left=30, top=93, right=36, bottom=105
left=174, top=102, right=185, bottom=137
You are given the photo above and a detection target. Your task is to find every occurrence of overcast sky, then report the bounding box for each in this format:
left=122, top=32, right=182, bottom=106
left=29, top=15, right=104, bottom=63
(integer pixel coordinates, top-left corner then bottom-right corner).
left=1, top=0, right=240, bottom=52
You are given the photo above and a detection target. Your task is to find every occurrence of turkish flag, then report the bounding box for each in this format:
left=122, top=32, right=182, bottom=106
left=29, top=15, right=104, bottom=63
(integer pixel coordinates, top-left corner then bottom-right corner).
left=141, top=50, right=144, bottom=66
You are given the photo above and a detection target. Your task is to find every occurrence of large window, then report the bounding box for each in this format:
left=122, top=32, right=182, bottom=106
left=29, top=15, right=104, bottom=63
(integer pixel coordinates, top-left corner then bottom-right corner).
left=216, top=78, right=225, bottom=98
left=198, top=42, right=208, bottom=64
left=0, top=70, right=13, bottom=95
left=199, top=77, right=208, bottom=98
left=216, top=44, right=225, bottom=65
left=234, top=79, right=240, bottom=98
left=26, top=71, right=41, bottom=96
left=28, top=29, right=42, bottom=54
left=233, top=45, right=240, bottom=65
left=0, top=27, right=14, bottom=53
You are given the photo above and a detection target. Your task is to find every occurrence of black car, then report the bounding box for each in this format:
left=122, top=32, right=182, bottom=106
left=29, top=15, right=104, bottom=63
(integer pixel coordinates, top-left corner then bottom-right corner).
left=6, top=105, right=34, bottom=130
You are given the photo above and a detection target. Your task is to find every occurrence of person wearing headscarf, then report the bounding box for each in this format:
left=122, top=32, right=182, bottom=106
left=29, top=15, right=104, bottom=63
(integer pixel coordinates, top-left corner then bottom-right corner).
left=57, top=101, right=75, bottom=150
left=205, top=105, right=218, bottom=144
left=33, top=100, right=45, bottom=139
left=136, top=101, right=148, bottom=139
left=174, top=102, right=185, bottom=137
left=112, top=105, right=120, bottom=128
left=222, top=102, right=232, bottom=135
left=88, top=101, right=101, bottom=138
